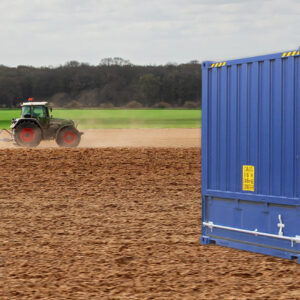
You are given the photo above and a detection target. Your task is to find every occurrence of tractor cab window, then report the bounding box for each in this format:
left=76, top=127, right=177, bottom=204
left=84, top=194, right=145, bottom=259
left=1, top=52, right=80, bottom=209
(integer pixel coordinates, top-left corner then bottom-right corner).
left=21, top=106, right=31, bottom=117
left=32, top=106, right=46, bottom=118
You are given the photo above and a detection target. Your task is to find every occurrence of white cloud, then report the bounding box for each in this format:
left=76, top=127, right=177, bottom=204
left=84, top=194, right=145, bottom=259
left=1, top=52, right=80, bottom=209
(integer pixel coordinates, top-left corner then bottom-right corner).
left=0, top=0, right=299, bottom=66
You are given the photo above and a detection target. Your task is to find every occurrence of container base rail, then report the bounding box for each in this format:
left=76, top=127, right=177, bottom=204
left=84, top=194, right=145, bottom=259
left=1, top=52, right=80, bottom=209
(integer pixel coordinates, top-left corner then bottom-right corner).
left=202, top=221, right=300, bottom=263
left=201, top=235, right=300, bottom=264
left=201, top=196, right=300, bottom=264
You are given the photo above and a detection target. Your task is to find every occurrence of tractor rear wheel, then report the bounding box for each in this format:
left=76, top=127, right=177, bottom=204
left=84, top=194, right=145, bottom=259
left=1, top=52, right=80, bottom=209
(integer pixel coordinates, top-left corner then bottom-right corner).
left=56, top=127, right=81, bottom=148
left=14, top=122, right=42, bottom=147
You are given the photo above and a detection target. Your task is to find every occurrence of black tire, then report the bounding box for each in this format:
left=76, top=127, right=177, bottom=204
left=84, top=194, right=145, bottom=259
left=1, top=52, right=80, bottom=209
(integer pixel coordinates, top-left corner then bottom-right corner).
left=56, top=127, right=81, bottom=148
left=14, top=122, right=42, bottom=147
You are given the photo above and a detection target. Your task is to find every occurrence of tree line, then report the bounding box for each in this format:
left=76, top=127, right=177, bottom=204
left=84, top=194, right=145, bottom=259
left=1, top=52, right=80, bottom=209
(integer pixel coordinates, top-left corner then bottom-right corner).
left=0, top=58, right=202, bottom=108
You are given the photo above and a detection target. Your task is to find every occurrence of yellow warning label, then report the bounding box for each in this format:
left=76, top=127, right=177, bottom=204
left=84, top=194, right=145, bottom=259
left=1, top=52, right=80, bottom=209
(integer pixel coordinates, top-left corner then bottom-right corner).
left=243, top=165, right=255, bottom=192
left=282, top=50, right=300, bottom=57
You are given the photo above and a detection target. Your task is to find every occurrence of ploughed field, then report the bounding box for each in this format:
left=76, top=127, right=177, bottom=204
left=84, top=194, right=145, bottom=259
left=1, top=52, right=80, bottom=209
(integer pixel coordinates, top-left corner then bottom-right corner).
left=0, top=148, right=300, bottom=299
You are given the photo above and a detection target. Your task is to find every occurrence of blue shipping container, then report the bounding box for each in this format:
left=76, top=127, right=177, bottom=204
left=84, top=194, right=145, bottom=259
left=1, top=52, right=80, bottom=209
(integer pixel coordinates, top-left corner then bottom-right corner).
left=201, top=49, right=300, bottom=262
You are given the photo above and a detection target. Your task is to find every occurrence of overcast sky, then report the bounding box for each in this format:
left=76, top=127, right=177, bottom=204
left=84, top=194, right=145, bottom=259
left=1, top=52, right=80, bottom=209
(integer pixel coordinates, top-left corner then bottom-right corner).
left=0, top=0, right=299, bottom=67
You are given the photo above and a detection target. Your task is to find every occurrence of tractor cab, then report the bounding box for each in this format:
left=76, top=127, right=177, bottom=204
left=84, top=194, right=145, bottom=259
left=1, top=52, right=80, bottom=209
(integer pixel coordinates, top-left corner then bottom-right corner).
left=21, top=102, right=52, bottom=129
left=21, top=102, right=51, bottom=119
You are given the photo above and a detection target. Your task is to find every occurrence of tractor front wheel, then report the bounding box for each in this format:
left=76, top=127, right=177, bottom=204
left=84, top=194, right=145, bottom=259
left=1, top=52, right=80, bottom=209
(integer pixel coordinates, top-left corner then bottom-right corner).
left=56, top=127, right=81, bottom=148
left=14, top=122, right=42, bottom=147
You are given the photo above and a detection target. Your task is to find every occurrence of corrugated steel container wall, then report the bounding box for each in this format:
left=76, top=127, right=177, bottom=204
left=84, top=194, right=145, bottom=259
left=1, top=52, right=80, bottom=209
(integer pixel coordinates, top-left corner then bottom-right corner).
left=201, top=50, right=300, bottom=262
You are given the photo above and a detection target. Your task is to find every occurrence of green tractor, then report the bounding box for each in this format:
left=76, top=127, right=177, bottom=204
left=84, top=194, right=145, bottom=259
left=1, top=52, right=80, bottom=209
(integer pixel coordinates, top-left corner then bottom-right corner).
left=0, top=101, right=83, bottom=147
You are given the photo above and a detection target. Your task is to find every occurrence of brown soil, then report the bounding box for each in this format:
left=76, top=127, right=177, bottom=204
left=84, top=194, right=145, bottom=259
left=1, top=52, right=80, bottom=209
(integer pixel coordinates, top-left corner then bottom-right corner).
left=0, top=128, right=201, bottom=149
left=0, top=147, right=300, bottom=299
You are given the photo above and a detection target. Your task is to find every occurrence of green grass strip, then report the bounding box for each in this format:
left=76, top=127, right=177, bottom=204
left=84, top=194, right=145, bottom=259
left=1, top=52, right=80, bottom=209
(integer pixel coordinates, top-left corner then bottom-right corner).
left=0, top=109, right=201, bottom=129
